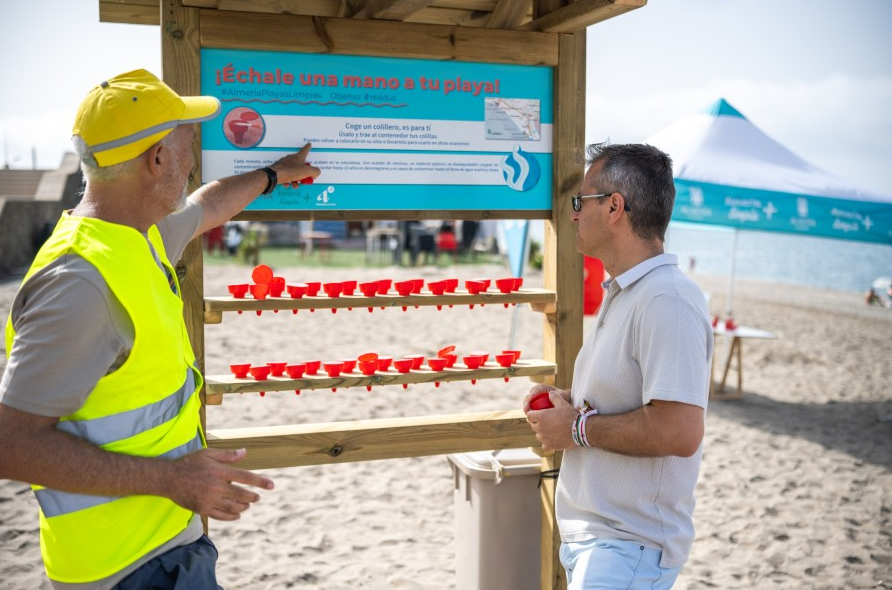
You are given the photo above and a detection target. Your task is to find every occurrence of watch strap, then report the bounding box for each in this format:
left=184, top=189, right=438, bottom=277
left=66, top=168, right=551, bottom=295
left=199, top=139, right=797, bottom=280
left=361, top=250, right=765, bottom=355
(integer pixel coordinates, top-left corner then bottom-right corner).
left=260, top=167, right=277, bottom=195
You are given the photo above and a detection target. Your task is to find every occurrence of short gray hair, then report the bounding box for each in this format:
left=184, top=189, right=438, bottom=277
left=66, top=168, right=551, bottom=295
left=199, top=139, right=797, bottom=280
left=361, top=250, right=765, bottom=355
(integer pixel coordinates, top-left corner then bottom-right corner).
left=586, top=142, right=675, bottom=242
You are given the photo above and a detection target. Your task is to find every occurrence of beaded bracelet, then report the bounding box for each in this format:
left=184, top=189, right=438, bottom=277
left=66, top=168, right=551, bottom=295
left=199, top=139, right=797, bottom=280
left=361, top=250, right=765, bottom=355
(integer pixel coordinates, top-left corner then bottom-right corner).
left=572, top=408, right=599, bottom=447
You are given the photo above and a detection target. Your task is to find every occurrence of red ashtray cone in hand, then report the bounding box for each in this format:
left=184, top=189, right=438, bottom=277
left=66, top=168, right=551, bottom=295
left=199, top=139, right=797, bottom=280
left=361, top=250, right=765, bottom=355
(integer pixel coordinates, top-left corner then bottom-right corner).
left=529, top=391, right=554, bottom=410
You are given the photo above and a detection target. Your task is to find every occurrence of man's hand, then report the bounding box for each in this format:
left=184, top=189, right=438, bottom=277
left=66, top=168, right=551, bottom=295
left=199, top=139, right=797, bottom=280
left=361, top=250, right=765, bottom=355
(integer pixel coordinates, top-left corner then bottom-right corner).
left=523, top=385, right=577, bottom=451
left=168, top=448, right=274, bottom=521
left=270, top=143, right=320, bottom=187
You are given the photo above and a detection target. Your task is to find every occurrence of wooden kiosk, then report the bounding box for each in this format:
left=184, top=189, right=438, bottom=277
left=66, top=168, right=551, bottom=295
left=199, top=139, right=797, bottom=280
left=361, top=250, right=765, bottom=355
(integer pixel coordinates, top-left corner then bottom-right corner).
left=100, top=2, right=647, bottom=588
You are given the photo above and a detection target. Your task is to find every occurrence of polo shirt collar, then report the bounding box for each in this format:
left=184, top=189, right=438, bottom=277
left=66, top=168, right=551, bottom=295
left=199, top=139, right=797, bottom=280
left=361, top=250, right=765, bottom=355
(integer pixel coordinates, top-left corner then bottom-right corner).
left=605, top=253, right=678, bottom=290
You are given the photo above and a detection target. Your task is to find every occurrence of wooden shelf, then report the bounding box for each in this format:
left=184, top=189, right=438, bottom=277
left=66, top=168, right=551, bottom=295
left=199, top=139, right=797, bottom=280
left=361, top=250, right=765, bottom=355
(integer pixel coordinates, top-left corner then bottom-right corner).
left=204, top=288, right=557, bottom=323
left=205, top=359, right=556, bottom=403
left=206, top=409, right=538, bottom=469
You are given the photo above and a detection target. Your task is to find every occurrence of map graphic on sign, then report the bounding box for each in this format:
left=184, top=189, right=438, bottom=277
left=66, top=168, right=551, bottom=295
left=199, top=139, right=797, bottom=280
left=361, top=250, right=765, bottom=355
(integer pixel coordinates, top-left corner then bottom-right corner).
left=485, top=98, right=541, bottom=141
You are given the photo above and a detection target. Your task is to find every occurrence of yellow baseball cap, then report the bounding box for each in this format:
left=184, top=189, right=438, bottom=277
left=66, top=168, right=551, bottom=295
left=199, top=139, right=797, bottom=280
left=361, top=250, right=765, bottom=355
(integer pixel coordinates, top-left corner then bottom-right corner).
left=72, top=69, right=221, bottom=167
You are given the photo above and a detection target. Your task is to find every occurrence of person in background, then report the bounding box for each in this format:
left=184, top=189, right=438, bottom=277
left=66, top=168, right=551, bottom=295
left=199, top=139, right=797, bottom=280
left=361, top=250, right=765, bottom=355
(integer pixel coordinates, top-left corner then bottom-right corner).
left=0, top=69, right=319, bottom=589
left=524, top=142, right=713, bottom=589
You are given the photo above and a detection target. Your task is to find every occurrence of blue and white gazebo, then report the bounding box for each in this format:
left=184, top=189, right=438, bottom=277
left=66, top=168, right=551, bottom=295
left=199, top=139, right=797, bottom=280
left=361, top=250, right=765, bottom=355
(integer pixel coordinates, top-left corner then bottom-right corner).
left=645, top=98, right=892, bottom=314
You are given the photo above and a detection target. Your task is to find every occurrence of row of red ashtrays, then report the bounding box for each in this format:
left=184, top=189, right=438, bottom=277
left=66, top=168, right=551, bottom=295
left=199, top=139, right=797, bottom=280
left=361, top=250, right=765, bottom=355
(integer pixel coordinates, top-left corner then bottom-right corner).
left=228, top=348, right=522, bottom=395
left=227, top=276, right=525, bottom=314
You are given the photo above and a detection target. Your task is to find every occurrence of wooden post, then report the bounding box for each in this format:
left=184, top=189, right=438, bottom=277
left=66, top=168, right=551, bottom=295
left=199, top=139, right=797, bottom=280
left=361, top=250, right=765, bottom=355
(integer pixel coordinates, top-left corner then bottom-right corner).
left=159, top=0, right=205, bottom=527
left=540, top=29, right=587, bottom=590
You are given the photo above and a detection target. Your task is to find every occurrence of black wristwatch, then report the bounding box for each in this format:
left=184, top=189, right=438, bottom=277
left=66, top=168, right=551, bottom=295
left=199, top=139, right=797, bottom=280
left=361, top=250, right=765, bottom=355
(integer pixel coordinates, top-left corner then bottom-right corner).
left=260, top=167, right=277, bottom=195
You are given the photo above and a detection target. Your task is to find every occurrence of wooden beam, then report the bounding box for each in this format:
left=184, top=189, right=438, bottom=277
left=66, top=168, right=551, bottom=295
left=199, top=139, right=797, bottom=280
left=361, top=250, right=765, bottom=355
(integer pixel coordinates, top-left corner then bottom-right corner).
left=199, top=9, right=559, bottom=65
left=211, top=0, right=339, bottom=16
left=99, top=0, right=160, bottom=25
left=354, top=0, right=437, bottom=20
left=486, top=0, right=530, bottom=29
left=539, top=29, right=586, bottom=590
left=207, top=410, right=539, bottom=468
left=523, top=0, right=646, bottom=33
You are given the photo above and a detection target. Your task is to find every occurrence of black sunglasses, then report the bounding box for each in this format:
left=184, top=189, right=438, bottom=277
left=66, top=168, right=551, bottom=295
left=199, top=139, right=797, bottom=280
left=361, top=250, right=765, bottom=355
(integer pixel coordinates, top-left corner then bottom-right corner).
left=571, top=192, right=631, bottom=212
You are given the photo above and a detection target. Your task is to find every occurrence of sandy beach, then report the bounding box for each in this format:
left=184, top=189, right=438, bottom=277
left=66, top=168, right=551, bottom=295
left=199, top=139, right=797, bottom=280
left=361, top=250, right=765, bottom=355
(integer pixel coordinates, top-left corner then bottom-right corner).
left=1, top=260, right=890, bottom=590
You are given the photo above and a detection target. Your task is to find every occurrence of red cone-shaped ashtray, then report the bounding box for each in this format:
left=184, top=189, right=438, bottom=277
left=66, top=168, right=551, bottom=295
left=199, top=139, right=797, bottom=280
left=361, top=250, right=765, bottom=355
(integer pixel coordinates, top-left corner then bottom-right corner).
left=502, top=350, right=522, bottom=363
left=287, top=283, right=308, bottom=298
left=462, top=355, right=485, bottom=369
left=471, top=278, right=491, bottom=291
left=443, top=278, right=459, bottom=293
left=339, top=358, right=357, bottom=373
left=342, top=280, right=357, bottom=295
left=513, top=278, right=524, bottom=290
left=323, top=361, right=344, bottom=377
left=358, top=360, right=378, bottom=376
left=359, top=281, right=379, bottom=296
left=249, top=365, right=271, bottom=380
left=495, top=353, right=515, bottom=368
left=228, top=284, right=249, bottom=298
left=323, top=282, right=343, bottom=298
left=427, top=358, right=448, bottom=371
left=230, top=363, right=251, bottom=378
left=400, top=354, right=422, bottom=370
left=465, top=280, right=486, bottom=295
left=725, top=317, right=737, bottom=330
left=469, top=351, right=490, bottom=364
left=304, top=360, right=321, bottom=375
left=529, top=391, right=554, bottom=410
left=427, top=281, right=447, bottom=295
left=376, top=279, right=392, bottom=295
left=393, top=358, right=414, bottom=373
left=250, top=283, right=269, bottom=300
left=441, top=353, right=458, bottom=368
left=410, top=279, right=424, bottom=294
left=285, top=363, right=306, bottom=379
left=252, top=264, right=273, bottom=285
left=268, top=277, right=286, bottom=297
left=266, top=362, right=287, bottom=376
left=305, top=282, right=321, bottom=296
left=495, top=278, right=516, bottom=293
left=376, top=356, right=393, bottom=372
left=394, top=280, right=414, bottom=296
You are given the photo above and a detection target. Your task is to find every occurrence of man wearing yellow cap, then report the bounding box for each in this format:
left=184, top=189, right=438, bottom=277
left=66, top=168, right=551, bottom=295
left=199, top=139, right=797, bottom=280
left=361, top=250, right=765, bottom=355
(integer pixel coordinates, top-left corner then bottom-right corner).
left=0, top=69, right=319, bottom=589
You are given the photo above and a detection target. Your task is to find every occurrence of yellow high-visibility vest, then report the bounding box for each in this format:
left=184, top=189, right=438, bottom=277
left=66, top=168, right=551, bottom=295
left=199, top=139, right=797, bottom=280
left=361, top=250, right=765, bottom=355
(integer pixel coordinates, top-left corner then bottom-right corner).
left=5, top=213, right=204, bottom=583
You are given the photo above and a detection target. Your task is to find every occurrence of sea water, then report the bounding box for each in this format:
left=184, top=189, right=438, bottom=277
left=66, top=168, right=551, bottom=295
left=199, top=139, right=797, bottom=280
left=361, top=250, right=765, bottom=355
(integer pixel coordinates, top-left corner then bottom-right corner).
left=665, top=222, right=892, bottom=294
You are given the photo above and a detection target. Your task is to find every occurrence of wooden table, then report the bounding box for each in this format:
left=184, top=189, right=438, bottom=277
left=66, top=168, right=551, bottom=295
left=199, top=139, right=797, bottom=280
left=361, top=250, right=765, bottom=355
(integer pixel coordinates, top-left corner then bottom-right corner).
left=298, top=231, right=333, bottom=259
left=710, top=324, right=777, bottom=400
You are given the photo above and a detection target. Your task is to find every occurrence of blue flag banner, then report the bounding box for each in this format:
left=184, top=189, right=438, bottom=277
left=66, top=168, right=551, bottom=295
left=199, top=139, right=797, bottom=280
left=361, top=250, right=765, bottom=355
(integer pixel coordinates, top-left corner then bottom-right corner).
left=501, top=220, right=530, bottom=277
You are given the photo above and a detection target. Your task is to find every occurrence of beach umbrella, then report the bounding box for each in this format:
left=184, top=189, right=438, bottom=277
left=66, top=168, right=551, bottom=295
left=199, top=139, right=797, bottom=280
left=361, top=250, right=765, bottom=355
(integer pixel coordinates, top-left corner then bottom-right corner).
left=644, top=98, right=892, bottom=316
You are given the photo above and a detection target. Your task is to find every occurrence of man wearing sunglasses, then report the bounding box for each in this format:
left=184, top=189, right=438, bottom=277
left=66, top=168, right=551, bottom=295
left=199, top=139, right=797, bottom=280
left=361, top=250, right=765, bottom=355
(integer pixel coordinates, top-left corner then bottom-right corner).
left=524, top=143, right=713, bottom=589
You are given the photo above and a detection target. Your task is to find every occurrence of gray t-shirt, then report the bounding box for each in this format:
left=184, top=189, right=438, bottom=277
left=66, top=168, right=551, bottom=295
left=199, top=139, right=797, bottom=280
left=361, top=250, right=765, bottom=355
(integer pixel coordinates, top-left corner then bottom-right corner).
left=556, top=253, right=713, bottom=569
left=0, top=200, right=205, bottom=589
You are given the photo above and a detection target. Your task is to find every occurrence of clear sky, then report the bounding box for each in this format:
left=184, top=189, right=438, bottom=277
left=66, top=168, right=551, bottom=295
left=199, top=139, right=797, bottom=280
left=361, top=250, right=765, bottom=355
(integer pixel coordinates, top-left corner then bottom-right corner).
left=2, top=0, right=891, bottom=195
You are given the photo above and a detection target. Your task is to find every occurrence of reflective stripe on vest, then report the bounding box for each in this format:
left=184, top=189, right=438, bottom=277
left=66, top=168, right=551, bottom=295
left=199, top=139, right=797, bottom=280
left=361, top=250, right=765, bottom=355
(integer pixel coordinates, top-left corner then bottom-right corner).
left=56, top=369, right=195, bottom=446
left=33, top=430, right=203, bottom=518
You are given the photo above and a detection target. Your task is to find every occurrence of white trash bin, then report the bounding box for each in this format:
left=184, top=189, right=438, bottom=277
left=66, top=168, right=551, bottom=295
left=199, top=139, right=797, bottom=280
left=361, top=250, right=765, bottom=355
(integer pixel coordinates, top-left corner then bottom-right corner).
left=447, top=448, right=543, bottom=590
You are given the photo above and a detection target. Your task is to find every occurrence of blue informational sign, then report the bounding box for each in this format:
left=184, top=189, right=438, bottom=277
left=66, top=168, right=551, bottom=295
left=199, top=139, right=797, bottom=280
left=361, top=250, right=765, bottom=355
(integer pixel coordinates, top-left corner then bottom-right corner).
left=673, top=179, right=892, bottom=245
left=200, top=48, right=554, bottom=211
